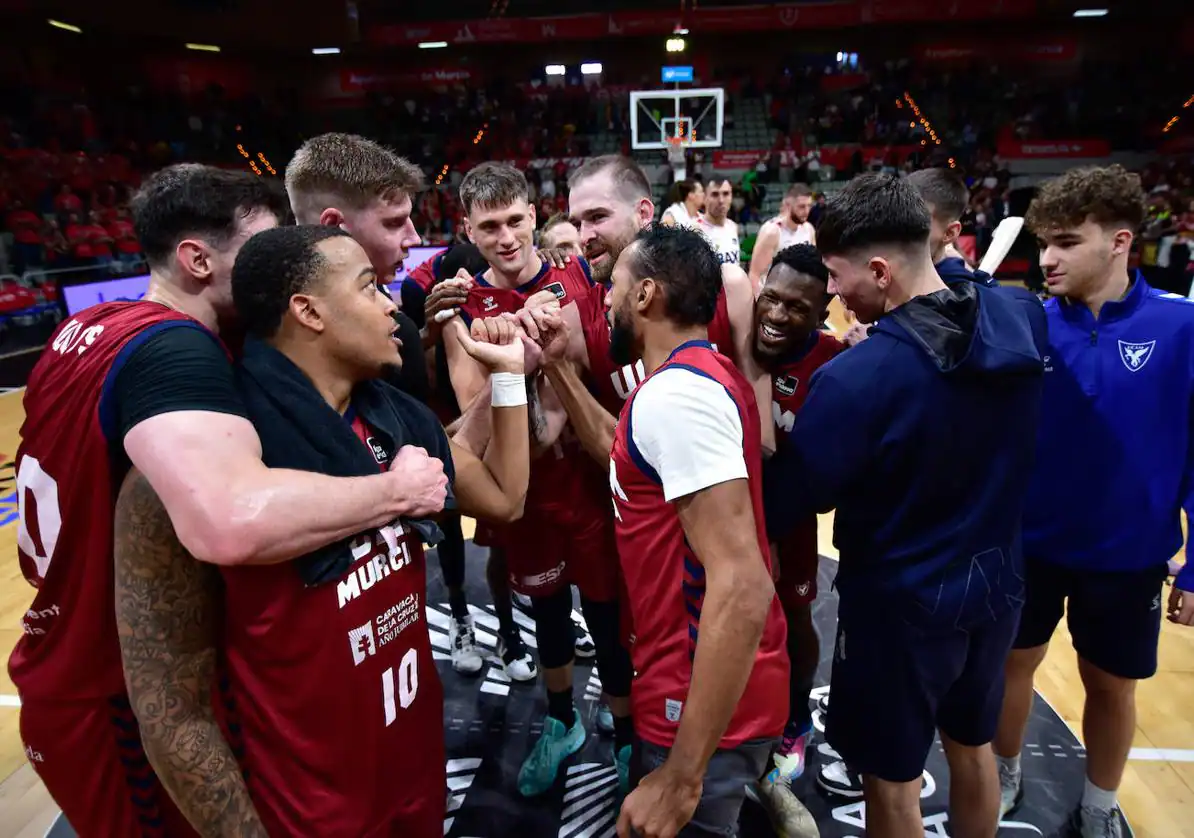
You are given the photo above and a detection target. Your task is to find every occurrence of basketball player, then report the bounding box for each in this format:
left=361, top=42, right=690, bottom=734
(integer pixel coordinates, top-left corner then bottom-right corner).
left=752, top=245, right=843, bottom=792
left=286, top=133, right=498, bottom=676
left=695, top=176, right=741, bottom=267
left=116, top=224, right=536, bottom=837
left=605, top=224, right=788, bottom=838
left=443, top=162, right=636, bottom=797
left=994, top=165, right=1194, bottom=838
left=906, top=168, right=997, bottom=287
left=763, top=173, right=1047, bottom=838
left=540, top=213, right=583, bottom=254
left=749, top=183, right=816, bottom=288
left=11, top=165, right=449, bottom=837
left=660, top=179, right=704, bottom=228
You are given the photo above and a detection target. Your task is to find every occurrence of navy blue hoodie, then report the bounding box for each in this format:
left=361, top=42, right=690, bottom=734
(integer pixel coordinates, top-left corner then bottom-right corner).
left=764, top=281, right=1047, bottom=628
left=936, top=255, right=998, bottom=288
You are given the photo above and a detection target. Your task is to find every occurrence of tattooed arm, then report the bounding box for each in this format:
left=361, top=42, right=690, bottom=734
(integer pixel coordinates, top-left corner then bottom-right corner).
left=114, top=468, right=267, bottom=838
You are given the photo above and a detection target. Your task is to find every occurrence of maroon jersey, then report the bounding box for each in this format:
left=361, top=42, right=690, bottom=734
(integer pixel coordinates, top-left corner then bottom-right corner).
left=9, top=302, right=207, bottom=701
left=406, top=252, right=441, bottom=294
left=219, top=412, right=444, bottom=837
left=768, top=332, right=845, bottom=606
left=575, top=282, right=735, bottom=415
left=609, top=340, right=788, bottom=749
left=457, top=258, right=608, bottom=520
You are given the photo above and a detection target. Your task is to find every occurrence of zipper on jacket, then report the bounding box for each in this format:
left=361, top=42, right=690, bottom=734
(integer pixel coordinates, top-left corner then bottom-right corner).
left=1090, top=329, right=1097, bottom=346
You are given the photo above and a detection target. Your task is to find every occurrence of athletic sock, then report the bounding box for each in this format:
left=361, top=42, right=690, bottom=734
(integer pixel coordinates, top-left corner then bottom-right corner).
left=1081, top=777, right=1118, bottom=813
left=613, top=714, right=635, bottom=752
left=996, top=753, right=1021, bottom=776
left=493, top=595, right=519, bottom=647
left=449, top=588, right=469, bottom=620
left=547, top=688, right=574, bottom=728
left=784, top=719, right=812, bottom=742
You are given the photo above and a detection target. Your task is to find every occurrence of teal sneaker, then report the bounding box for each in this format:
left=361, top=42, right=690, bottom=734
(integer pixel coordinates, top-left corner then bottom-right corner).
left=597, top=704, right=614, bottom=735
left=517, top=709, right=586, bottom=797
left=615, top=744, right=632, bottom=796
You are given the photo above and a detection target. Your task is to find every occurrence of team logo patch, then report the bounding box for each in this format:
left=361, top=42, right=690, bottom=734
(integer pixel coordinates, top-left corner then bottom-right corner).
left=365, top=436, right=387, bottom=464
left=541, top=281, right=566, bottom=300
left=348, top=620, right=377, bottom=665
left=482, top=296, right=498, bottom=312
left=775, top=375, right=799, bottom=397
left=1118, top=340, right=1155, bottom=372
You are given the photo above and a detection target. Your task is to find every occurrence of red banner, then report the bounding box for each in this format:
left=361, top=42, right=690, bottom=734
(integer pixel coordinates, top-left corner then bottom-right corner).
left=997, top=139, right=1111, bottom=159
left=712, top=150, right=769, bottom=169
left=369, top=1, right=1032, bottom=47
left=338, top=67, right=473, bottom=94
left=714, top=144, right=922, bottom=170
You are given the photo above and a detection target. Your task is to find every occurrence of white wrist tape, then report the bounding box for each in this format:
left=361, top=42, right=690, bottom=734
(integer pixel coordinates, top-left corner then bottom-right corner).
left=491, top=372, right=528, bottom=407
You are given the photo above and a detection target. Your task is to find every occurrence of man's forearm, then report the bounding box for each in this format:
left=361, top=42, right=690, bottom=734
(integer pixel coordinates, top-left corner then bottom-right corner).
left=449, top=379, right=494, bottom=452
left=115, top=470, right=267, bottom=838
left=668, top=566, right=773, bottom=781
left=482, top=378, right=530, bottom=510
left=543, top=361, right=616, bottom=463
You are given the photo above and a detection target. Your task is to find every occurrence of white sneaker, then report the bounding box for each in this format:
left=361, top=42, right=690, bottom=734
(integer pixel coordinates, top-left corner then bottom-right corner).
left=572, top=616, right=596, bottom=659
left=756, top=770, right=820, bottom=838
left=497, top=634, right=538, bottom=683
left=1078, top=805, right=1124, bottom=838
left=816, top=760, right=863, bottom=798
left=998, top=763, right=1022, bottom=819
left=513, top=592, right=533, bottom=610
left=449, top=616, right=484, bottom=676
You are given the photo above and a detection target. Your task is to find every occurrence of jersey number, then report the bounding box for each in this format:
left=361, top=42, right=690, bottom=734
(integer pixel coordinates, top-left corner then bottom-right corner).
left=382, top=647, right=419, bottom=726
left=16, top=456, right=62, bottom=581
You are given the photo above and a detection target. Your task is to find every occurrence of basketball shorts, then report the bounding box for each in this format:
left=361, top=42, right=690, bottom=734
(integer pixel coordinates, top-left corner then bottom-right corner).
left=503, top=509, right=620, bottom=602
left=20, top=694, right=198, bottom=838
left=826, top=593, right=1021, bottom=783
left=1014, top=559, right=1168, bottom=680
left=775, top=518, right=819, bottom=610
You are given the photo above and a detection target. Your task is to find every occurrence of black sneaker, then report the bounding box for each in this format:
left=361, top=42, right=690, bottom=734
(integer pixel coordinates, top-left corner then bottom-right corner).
left=573, top=616, right=596, bottom=659
left=498, top=630, right=538, bottom=683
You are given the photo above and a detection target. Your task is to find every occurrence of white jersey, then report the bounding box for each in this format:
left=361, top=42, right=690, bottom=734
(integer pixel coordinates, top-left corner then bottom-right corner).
left=696, top=216, right=740, bottom=266
left=664, top=203, right=697, bottom=228
left=775, top=218, right=816, bottom=250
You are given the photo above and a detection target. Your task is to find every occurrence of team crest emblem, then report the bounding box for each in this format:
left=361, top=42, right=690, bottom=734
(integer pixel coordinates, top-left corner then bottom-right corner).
left=1118, top=340, right=1155, bottom=372
left=775, top=375, right=799, bottom=397
left=541, top=281, right=566, bottom=300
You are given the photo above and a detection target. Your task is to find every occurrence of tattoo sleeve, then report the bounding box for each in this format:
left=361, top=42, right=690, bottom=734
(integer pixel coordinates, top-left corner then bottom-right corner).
left=114, top=468, right=268, bottom=838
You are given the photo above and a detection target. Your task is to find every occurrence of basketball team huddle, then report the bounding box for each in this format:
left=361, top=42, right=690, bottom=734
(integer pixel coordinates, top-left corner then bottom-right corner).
left=9, top=132, right=1194, bottom=838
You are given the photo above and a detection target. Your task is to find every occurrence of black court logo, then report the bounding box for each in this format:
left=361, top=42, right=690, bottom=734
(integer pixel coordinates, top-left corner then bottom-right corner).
left=775, top=375, right=799, bottom=397
left=542, top=281, right=567, bottom=301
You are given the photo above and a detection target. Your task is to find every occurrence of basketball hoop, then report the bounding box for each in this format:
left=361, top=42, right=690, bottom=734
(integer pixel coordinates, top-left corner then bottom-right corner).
left=666, top=134, right=689, bottom=181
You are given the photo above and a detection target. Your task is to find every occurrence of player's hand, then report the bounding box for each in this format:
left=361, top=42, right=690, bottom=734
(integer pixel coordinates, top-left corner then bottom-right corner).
left=459, top=315, right=525, bottom=375
left=616, top=762, right=701, bottom=838
left=387, top=446, right=449, bottom=518
left=523, top=289, right=561, bottom=318
left=1168, top=585, right=1194, bottom=626
left=424, top=271, right=472, bottom=338
left=842, top=321, right=870, bottom=347
left=537, top=248, right=573, bottom=270
left=517, top=305, right=568, bottom=366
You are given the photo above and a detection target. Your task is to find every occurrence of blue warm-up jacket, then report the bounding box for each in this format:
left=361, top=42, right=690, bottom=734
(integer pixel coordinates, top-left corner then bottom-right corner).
left=936, top=255, right=998, bottom=288
left=763, top=281, right=1048, bottom=627
left=1023, top=274, right=1194, bottom=593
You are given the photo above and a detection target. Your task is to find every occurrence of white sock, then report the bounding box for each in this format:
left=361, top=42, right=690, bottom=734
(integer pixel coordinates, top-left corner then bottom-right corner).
left=1082, top=777, right=1118, bottom=812
left=996, top=753, right=1021, bottom=775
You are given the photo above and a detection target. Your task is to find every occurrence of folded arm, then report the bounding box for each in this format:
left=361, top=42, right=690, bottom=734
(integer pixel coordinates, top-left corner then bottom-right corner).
left=114, top=468, right=267, bottom=838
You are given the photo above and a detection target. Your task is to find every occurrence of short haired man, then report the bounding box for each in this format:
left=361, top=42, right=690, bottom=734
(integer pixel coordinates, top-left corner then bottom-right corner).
left=118, top=224, right=535, bottom=837
left=445, top=162, right=636, bottom=797
left=749, top=183, right=816, bottom=287
left=763, top=173, right=1048, bottom=838
left=606, top=225, right=788, bottom=838
left=906, top=167, right=996, bottom=287
left=540, top=213, right=582, bottom=254
left=695, top=176, right=740, bottom=267
left=12, top=165, right=448, bottom=836
left=995, top=165, right=1194, bottom=838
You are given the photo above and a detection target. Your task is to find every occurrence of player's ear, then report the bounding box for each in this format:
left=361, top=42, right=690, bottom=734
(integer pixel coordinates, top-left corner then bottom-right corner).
left=289, top=293, right=325, bottom=334
left=464, top=217, right=476, bottom=244
left=944, top=220, right=962, bottom=247
left=318, top=207, right=345, bottom=229
left=869, top=256, right=892, bottom=290
left=637, top=198, right=655, bottom=228
left=636, top=277, right=656, bottom=313
left=1110, top=226, right=1134, bottom=257
left=175, top=239, right=212, bottom=282
left=528, top=202, right=537, bottom=229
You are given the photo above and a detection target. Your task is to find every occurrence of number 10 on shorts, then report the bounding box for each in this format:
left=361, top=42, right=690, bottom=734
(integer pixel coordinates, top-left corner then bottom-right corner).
left=382, top=647, right=419, bottom=726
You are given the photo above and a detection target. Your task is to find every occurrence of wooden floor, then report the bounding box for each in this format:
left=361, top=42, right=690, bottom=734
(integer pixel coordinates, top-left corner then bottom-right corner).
left=1, top=300, right=1193, bottom=836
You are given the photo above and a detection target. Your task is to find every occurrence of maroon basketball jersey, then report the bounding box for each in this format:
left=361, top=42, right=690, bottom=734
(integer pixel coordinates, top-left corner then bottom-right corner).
left=9, top=302, right=209, bottom=701
left=457, top=258, right=608, bottom=520
left=576, top=283, right=735, bottom=415
left=609, top=341, right=788, bottom=749
left=219, top=412, right=444, bottom=837
left=768, top=331, right=844, bottom=584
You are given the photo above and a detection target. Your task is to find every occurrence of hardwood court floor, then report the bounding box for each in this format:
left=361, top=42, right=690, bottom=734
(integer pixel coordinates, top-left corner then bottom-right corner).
left=1, top=300, right=1193, bottom=835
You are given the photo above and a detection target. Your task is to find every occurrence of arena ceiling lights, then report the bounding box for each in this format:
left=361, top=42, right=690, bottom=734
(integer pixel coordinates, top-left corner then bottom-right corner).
left=186, top=43, right=221, bottom=52
left=47, top=19, right=81, bottom=33
left=312, top=47, right=341, bottom=55
left=419, top=41, right=449, bottom=49
left=1072, top=8, right=1108, bottom=15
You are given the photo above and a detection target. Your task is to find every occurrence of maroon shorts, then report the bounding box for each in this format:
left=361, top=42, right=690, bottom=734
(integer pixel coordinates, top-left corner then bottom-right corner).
left=775, top=518, right=820, bottom=610
left=503, top=508, right=620, bottom=602
left=20, top=695, right=198, bottom=838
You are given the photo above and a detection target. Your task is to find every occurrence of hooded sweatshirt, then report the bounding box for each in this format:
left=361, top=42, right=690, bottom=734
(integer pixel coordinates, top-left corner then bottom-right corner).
left=763, top=281, right=1047, bottom=628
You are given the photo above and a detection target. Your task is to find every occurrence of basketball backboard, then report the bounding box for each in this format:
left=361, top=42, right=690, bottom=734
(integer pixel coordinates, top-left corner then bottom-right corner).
left=630, top=88, right=724, bottom=151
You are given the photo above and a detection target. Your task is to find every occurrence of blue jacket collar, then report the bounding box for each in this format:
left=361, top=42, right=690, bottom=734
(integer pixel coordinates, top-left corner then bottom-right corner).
left=1057, top=271, right=1149, bottom=328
